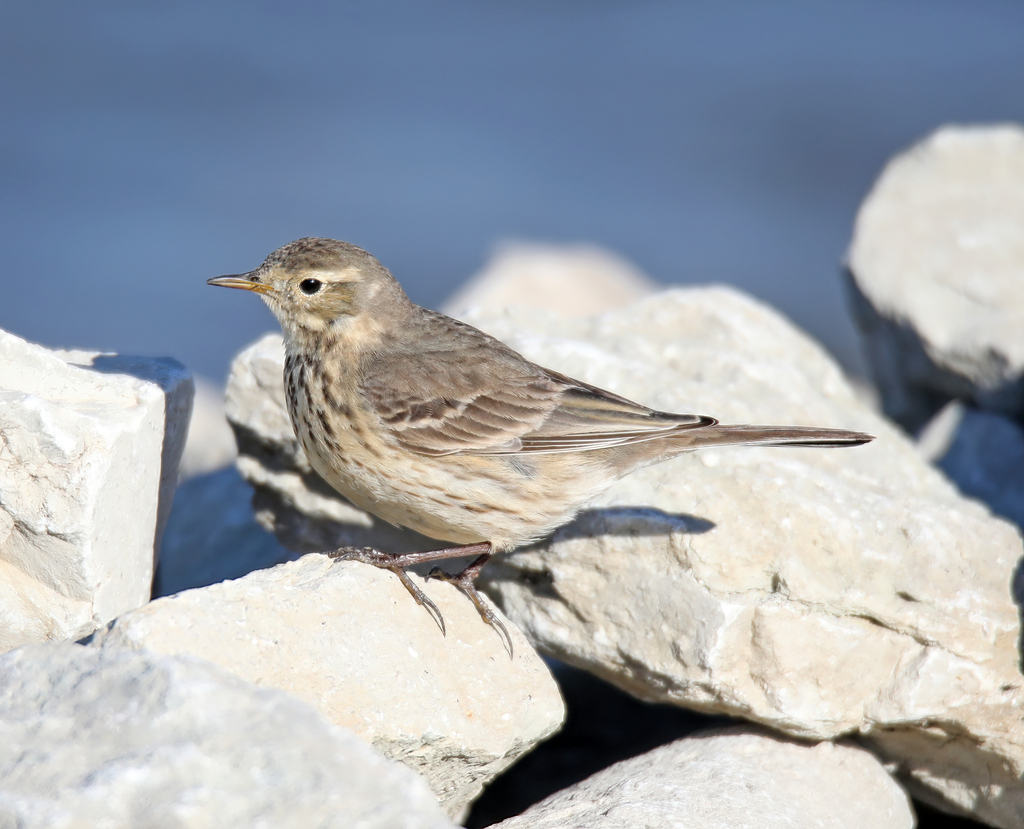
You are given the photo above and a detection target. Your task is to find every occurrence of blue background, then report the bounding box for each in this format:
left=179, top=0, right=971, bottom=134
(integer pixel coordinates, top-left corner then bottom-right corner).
left=3, top=1, right=1023, bottom=381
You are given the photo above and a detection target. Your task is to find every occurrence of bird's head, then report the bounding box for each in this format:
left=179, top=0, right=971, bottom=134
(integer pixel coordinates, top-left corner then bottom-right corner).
left=208, top=237, right=410, bottom=346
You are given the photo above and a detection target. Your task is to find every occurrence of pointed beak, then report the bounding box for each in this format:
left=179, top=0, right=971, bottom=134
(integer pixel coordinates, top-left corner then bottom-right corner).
left=207, top=273, right=274, bottom=295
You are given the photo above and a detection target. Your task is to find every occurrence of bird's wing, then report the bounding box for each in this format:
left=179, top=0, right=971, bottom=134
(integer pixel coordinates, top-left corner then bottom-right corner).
left=359, top=318, right=713, bottom=457
left=512, top=368, right=714, bottom=454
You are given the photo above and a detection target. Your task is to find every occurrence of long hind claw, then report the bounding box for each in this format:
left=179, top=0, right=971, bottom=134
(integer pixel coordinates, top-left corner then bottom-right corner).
left=328, top=543, right=504, bottom=650
left=395, top=567, right=446, bottom=636
left=329, top=546, right=446, bottom=636
left=428, top=564, right=513, bottom=659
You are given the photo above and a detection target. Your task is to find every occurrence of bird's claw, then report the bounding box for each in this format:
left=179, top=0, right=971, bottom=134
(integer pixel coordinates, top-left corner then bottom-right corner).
left=328, top=542, right=508, bottom=654
left=329, top=546, right=447, bottom=637
left=428, top=565, right=513, bottom=659
left=395, top=568, right=446, bottom=637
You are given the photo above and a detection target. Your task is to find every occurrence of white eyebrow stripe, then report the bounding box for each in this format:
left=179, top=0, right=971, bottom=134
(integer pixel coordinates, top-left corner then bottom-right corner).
left=319, top=266, right=363, bottom=284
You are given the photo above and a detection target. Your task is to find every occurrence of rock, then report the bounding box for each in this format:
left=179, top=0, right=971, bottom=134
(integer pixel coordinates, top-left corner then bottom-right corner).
left=219, top=288, right=1024, bottom=827
left=0, top=329, right=192, bottom=653
left=154, top=465, right=292, bottom=598
left=0, top=641, right=456, bottom=829
left=917, top=401, right=1024, bottom=532
left=846, top=124, right=1024, bottom=432
left=443, top=241, right=658, bottom=319
left=466, top=660, right=734, bottom=827
left=88, top=554, right=566, bottom=819
left=177, top=375, right=236, bottom=481
left=461, top=292, right=1023, bottom=829
left=491, top=727, right=915, bottom=829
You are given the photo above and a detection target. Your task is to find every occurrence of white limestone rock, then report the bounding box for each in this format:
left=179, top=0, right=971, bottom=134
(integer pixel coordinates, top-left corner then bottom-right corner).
left=846, top=124, right=1024, bottom=431
left=89, top=554, right=566, bottom=819
left=493, top=728, right=915, bottom=829
left=443, top=241, right=658, bottom=320
left=219, top=289, right=1024, bottom=827
left=0, top=641, right=456, bottom=829
left=0, top=329, right=192, bottom=653
left=460, top=291, right=1024, bottom=829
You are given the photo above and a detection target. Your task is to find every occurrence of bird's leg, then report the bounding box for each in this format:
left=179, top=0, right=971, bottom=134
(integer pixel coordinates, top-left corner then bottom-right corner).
left=426, top=548, right=513, bottom=659
left=327, top=542, right=494, bottom=641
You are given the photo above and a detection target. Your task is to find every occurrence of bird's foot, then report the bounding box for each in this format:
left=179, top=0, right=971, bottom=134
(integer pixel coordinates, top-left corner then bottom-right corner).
left=328, top=546, right=447, bottom=636
left=327, top=542, right=496, bottom=646
left=428, top=552, right=512, bottom=658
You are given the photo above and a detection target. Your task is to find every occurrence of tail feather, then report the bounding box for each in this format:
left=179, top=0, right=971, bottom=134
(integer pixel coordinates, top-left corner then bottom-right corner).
left=678, top=424, right=874, bottom=450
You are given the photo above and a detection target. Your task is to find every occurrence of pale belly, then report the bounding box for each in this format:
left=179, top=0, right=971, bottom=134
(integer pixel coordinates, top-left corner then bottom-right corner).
left=293, top=403, right=616, bottom=550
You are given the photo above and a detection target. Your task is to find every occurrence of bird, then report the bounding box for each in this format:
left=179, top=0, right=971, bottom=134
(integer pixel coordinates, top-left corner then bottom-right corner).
left=209, top=237, right=873, bottom=655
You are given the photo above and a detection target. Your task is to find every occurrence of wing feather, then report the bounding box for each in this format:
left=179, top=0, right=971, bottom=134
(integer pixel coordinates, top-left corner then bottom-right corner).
left=358, top=311, right=714, bottom=457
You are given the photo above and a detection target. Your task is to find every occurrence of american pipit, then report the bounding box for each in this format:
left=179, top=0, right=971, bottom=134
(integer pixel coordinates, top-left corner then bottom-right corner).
left=210, top=237, right=873, bottom=655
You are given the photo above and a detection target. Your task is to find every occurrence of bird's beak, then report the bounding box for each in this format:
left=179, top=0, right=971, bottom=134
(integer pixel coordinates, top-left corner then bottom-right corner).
left=207, top=273, right=274, bottom=295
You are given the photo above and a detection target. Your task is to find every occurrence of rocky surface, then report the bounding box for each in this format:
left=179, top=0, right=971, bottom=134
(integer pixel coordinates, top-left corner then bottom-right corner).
left=0, top=329, right=192, bottom=653
left=443, top=241, right=658, bottom=319
left=465, top=660, right=736, bottom=827
left=13, top=124, right=1024, bottom=828
left=0, top=641, right=456, bottom=829
left=491, top=728, right=915, bottom=829
left=467, top=293, right=1023, bottom=829
left=89, top=553, right=565, bottom=819
left=846, top=124, right=1024, bottom=432
left=222, top=287, right=1023, bottom=828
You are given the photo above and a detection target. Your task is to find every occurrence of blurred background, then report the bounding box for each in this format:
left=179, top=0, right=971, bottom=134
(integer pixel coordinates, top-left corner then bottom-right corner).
left=2, top=1, right=1023, bottom=384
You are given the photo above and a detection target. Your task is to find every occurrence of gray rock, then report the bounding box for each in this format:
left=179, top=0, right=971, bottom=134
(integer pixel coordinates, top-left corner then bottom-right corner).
left=89, top=554, right=566, bottom=819
left=221, top=288, right=1024, bottom=828
left=492, top=728, right=915, bottom=829
left=466, top=292, right=1022, bottom=829
left=846, top=124, right=1024, bottom=431
left=155, top=465, right=292, bottom=598
left=917, top=400, right=1024, bottom=532
left=465, top=660, right=733, bottom=827
left=0, top=641, right=455, bottom=829
left=0, top=329, right=192, bottom=652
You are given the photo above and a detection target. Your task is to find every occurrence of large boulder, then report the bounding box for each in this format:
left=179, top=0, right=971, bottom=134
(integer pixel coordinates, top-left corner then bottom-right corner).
left=468, top=292, right=1024, bottom=829
left=0, top=329, right=192, bottom=652
left=491, top=728, right=915, bottom=829
left=89, top=554, right=565, bottom=819
left=465, top=661, right=735, bottom=826
left=846, top=124, right=1024, bottom=432
left=0, top=642, right=455, bottom=829
left=221, top=288, right=1024, bottom=827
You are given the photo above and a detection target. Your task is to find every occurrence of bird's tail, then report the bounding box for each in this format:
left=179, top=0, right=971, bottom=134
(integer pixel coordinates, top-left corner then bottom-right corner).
left=676, top=424, right=873, bottom=450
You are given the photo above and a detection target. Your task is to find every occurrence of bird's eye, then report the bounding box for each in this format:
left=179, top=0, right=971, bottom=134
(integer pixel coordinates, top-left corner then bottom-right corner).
left=299, top=278, right=323, bottom=295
